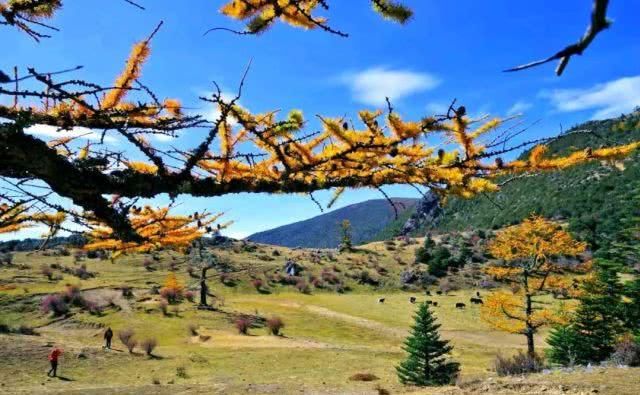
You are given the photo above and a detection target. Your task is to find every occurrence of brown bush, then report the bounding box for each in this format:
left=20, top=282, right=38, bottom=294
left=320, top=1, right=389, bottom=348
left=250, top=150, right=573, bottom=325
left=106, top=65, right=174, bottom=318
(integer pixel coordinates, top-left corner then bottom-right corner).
left=187, top=323, right=198, bottom=336
left=610, top=335, right=640, bottom=366
left=295, top=279, right=310, bottom=293
left=40, top=264, right=54, bottom=280
left=266, top=316, right=285, bottom=336
left=140, top=338, right=157, bottom=356
left=118, top=328, right=137, bottom=353
left=235, top=317, right=252, bottom=335
left=184, top=290, right=195, bottom=302
left=159, top=299, right=169, bottom=316
left=251, top=278, right=264, bottom=290
left=349, top=372, right=379, bottom=382
left=494, top=352, right=545, bottom=376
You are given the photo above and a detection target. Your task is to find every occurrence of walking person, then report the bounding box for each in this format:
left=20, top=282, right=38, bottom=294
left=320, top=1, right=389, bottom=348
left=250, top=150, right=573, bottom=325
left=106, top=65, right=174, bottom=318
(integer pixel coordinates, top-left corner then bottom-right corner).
left=47, top=346, right=63, bottom=377
left=104, top=327, right=113, bottom=349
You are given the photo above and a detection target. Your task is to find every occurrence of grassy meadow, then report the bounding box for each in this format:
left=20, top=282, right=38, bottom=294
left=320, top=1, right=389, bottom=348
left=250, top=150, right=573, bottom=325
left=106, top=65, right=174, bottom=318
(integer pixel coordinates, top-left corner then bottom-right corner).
left=0, top=238, right=638, bottom=394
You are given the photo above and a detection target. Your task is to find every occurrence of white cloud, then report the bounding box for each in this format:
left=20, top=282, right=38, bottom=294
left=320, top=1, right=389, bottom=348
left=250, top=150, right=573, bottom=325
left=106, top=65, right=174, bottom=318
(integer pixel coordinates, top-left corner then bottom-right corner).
left=506, top=100, right=532, bottom=116
left=196, top=90, right=239, bottom=123
left=540, top=76, right=640, bottom=120
left=425, top=101, right=449, bottom=115
left=340, top=67, right=440, bottom=106
left=25, top=124, right=118, bottom=143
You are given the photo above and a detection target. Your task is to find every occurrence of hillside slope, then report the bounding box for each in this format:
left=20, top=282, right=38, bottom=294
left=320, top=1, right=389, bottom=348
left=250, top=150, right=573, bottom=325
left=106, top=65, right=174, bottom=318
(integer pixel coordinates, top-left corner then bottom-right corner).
left=247, top=198, right=418, bottom=248
left=434, top=111, right=640, bottom=254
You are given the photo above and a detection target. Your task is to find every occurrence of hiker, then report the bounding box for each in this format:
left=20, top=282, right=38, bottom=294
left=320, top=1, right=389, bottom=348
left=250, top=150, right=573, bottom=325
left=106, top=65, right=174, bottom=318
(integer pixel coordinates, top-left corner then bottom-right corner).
left=104, top=327, right=113, bottom=349
left=47, top=347, right=63, bottom=377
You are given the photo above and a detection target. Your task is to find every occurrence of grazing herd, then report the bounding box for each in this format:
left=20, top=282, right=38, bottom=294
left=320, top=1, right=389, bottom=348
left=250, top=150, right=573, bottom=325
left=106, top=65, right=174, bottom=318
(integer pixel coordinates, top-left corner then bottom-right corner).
left=377, top=291, right=483, bottom=310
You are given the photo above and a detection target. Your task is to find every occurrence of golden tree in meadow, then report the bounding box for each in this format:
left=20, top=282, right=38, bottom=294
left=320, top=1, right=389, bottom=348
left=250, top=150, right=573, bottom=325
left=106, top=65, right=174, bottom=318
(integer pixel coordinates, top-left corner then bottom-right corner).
left=481, top=216, right=589, bottom=356
left=0, top=1, right=634, bottom=258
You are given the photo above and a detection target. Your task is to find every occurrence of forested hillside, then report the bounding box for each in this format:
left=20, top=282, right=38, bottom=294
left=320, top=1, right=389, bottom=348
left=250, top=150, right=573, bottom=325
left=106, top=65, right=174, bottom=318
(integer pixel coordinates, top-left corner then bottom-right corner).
left=434, top=110, right=640, bottom=255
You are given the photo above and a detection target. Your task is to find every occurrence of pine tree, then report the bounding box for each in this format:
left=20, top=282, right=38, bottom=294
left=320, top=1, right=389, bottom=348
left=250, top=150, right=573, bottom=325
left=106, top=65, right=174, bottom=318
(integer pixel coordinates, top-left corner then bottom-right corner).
left=546, top=260, right=625, bottom=365
left=397, top=302, right=459, bottom=386
left=623, top=277, right=640, bottom=333
left=339, top=220, right=353, bottom=252
left=415, top=235, right=436, bottom=264
left=546, top=325, right=581, bottom=366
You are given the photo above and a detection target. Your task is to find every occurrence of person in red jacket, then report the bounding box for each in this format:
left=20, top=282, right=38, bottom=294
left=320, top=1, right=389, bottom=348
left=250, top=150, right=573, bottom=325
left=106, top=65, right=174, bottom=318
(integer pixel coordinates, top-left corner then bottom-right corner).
left=47, top=347, right=63, bottom=377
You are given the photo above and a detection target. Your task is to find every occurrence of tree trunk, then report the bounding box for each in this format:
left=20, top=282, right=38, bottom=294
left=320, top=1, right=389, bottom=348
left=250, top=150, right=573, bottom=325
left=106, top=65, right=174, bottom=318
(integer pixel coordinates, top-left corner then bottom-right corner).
left=199, top=267, right=209, bottom=306
left=524, top=269, right=535, bottom=356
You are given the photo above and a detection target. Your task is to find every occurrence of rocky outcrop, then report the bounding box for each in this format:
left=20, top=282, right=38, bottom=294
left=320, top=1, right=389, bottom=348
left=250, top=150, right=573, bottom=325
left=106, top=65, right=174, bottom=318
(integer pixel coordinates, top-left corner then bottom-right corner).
left=400, top=192, right=441, bottom=235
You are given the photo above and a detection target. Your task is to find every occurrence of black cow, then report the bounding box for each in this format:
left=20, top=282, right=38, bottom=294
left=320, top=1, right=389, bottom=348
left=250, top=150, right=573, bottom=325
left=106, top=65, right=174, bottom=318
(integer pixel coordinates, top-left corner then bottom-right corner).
left=425, top=291, right=432, bottom=296
left=409, top=297, right=417, bottom=304
left=470, top=297, right=483, bottom=305
left=425, top=300, right=433, bottom=305
left=378, top=298, right=385, bottom=304
left=436, top=291, right=443, bottom=295
left=455, top=302, right=466, bottom=309
left=476, top=291, right=481, bottom=298
left=432, top=301, right=438, bottom=307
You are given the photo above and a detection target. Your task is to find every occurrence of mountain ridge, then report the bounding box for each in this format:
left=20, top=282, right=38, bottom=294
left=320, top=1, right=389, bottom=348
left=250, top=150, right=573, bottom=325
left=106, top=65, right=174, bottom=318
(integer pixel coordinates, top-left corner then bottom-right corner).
left=247, top=198, right=418, bottom=248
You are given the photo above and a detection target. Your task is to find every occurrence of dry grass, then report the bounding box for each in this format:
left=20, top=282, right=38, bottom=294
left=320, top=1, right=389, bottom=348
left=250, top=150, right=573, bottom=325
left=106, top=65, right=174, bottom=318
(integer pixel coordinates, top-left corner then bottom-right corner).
left=0, top=242, right=638, bottom=394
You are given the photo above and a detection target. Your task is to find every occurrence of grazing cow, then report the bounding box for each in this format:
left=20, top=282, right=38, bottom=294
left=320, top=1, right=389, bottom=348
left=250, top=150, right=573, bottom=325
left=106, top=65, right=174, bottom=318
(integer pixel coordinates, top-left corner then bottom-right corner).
left=425, top=291, right=432, bottom=296
left=378, top=298, right=385, bottom=304
left=432, top=301, right=438, bottom=307
left=425, top=300, right=433, bottom=305
left=455, top=302, right=466, bottom=309
left=476, top=291, right=481, bottom=298
left=436, top=291, right=443, bottom=295
left=409, top=297, right=417, bottom=304
left=470, top=297, right=483, bottom=305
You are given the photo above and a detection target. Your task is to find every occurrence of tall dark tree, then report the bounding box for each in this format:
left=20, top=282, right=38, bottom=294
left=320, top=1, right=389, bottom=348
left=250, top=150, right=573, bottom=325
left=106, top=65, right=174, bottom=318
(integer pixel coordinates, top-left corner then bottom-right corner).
left=414, top=235, right=436, bottom=264
left=623, top=277, right=640, bottom=333
left=339, top=220, right=353, bottom=252
left=397, top=302, right=459, bottom=386
left=546, top=260, right=625, bottom=365
left=188, top=240, right=224, bottom=308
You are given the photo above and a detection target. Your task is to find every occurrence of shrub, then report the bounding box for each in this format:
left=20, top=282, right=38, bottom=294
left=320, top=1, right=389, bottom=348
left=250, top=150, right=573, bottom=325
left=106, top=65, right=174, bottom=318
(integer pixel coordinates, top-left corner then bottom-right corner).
left=356, top=270, right=379, bottom=286
left=235, top=317, right=252, bottom=335
left=188, top=323, right=199, bottom=336
left=295, top=279, right=310, bottom=294
left=160, top=272, right=184, bottom=303
left=73, top=250, right=85, bottom=262
left=438, top=279, right=460, bottom=294
left=184, top=290, right=195, bottom=302
left=0, top=252, right=13, bottom=265
left=176, top=366, right=188, bottom=379
left=143, top=259, right=154, bottom=271
left=61, top=284, right=84, bottom=306
left=74, top=264, right=93, bottom=279
left=118, top=328, right=137, bottom=353
left=159, top=287, right=178, bottom=303
left=41, top=294, right=68, bottom=316
left=609, top=335, right=640, bottom=366
left=266, top=316, right=285, bottom=336
left=41, top=264, right=54, bottom=280
left=159, top=299, right=169, bottom=316
left=84, top=299, right=103, bottom=315
left=121, top=285, right=133, bottom=299
left=251, top=278, right=264, bottom=290
left=494, top=352, right=545, bottom=376
left=140, top=338, right=157, bottom=356
left=349, top=372, right=379, bottom=382
left=321, top=270, right=340, bottom=284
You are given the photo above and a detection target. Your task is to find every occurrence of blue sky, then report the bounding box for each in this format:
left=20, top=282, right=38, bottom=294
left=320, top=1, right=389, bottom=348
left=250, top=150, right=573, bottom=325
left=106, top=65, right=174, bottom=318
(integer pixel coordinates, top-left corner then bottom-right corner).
left=2, top=0, right=640, bottom=240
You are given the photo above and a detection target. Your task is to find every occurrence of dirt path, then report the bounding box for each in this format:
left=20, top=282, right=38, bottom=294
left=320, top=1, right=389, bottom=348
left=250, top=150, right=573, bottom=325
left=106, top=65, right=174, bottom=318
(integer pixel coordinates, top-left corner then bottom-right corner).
left=304, top=305, right=407, bottom=338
